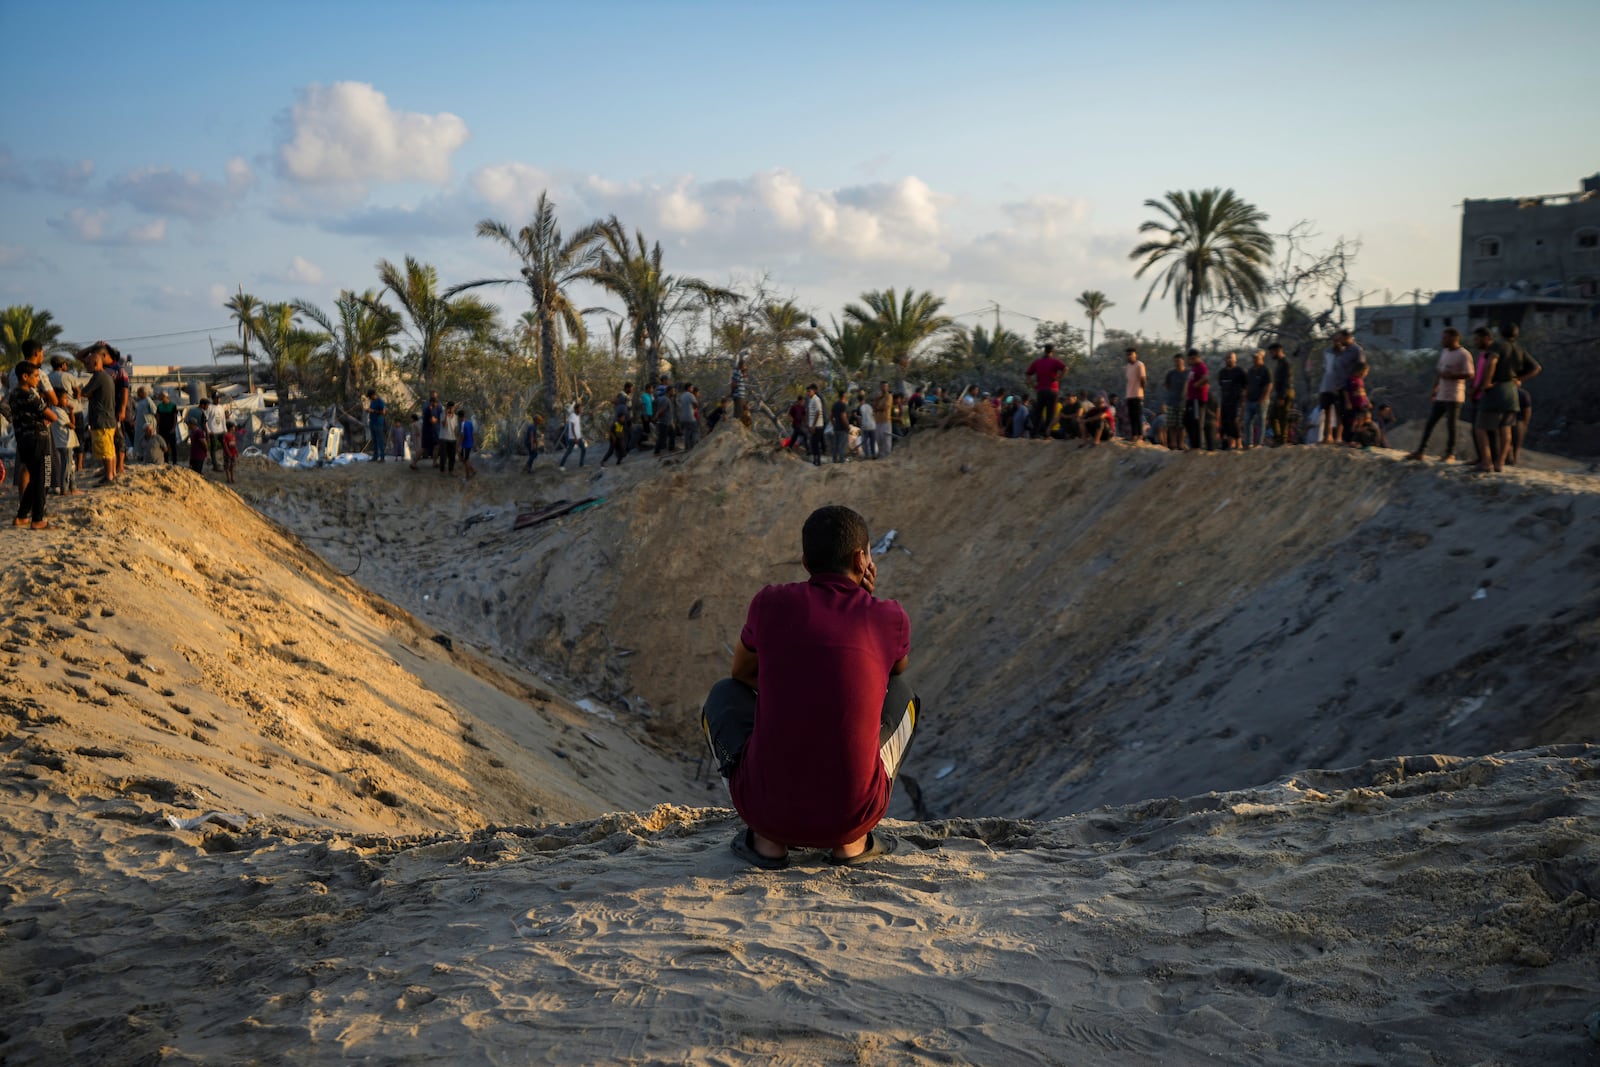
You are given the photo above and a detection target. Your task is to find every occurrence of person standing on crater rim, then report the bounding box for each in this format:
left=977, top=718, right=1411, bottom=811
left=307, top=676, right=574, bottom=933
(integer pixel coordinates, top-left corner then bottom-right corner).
left=702, top=505, right=921, bottom=869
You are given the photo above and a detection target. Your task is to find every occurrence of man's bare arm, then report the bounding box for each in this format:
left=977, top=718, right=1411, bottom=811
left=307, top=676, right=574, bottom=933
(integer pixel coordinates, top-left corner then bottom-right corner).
left=730, top=639, right=759, bottom=687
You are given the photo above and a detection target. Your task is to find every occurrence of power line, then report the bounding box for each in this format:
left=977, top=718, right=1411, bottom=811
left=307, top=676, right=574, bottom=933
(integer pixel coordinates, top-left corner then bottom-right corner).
left=98, top=325, right=232, bottom=343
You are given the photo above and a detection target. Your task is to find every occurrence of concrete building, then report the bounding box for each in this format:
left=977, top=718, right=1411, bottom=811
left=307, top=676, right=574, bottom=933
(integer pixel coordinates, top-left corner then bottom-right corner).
left=1355, top=172, right=1599, bottom=350
left=1460, top=173, right=1600, bottom=297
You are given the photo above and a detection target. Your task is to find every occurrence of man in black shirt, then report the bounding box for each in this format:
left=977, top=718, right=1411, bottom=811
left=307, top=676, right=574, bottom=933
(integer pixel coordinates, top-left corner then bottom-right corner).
left=79, top=343, right=120, bottom=485
left=1267, top=343, right=1296, bottom=446
left=8, top=361, right=57, bottom=527
left=1215, top=351, right=1249, bottom=450
left=829, top=390, right=850, bottom=463
left=1243, top=349, right=1273, bottom=449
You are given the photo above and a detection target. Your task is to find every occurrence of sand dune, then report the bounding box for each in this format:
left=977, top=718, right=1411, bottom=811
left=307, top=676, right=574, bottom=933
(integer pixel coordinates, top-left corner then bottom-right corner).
left=4, top=433, right=1599, bottom=1064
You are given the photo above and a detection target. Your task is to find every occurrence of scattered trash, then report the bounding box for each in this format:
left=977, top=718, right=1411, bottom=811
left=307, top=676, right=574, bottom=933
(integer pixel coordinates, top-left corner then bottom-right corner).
left=431, top=634, right=453, bottom=651
left=871, top=529, right=898, bottom=555
left=574, top=699, right=616, bottom=721
left=581, top=731, right=609, bottom=750
left=165, top=811, right=250, bottom=832
left=513, top=497, right=604, bottom=531
left=1471, top=588, right=1488, bottom=600
left=935, top=763, right=955, bottom=780
left=688, top=599, right=703, bottom=620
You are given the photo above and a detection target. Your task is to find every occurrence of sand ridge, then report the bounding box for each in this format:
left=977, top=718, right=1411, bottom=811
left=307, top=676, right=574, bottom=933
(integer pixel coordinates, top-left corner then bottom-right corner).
left=1, top=748, right=1594, bottom=1063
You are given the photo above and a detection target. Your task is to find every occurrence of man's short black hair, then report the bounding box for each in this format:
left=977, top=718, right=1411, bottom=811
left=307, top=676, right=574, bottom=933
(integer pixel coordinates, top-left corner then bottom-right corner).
left=1268, top=342, right=1284, bottom=351
left=802, top=505, right=869, bottom=576
left=15, top=359, right=40, bottom=380
left=1125, top=347, right=1138, bottom=355
left=1187, top=348, right=1200, bottom=357
left=21, top=339, right=44, bottom=360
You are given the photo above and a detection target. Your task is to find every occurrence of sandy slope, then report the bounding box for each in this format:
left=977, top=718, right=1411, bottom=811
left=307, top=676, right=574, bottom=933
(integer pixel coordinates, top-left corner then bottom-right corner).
left=2, top=749, right=1595, bottom=1065
left=0, top=464, right=696, bottom=835
left=243, top=428, right=1600, bottom=819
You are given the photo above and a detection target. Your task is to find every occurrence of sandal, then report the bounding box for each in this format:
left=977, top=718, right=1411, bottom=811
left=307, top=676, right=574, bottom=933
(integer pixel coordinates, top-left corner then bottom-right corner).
left=730, top=828, right=788, bottom=871
left=28, top=521, right=51, bottom=530
left=829, top=831, right=898, bottom=867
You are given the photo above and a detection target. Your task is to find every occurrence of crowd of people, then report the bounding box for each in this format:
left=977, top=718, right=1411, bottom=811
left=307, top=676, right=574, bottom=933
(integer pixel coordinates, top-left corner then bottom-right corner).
left=2, top=340, right=248, bottom=531
left=974, top=323, right=1541, bottom=471
left=1, top=323, right=1549, bottom=529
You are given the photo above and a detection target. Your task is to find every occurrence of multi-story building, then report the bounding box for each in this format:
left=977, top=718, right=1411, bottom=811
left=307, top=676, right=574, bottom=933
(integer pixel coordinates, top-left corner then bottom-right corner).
left=1355, top=173, right=1598, bottom=349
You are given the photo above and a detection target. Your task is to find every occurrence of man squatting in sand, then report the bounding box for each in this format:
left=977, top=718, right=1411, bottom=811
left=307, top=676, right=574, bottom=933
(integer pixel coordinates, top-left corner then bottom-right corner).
left=702, top=505, right=921, bottom=868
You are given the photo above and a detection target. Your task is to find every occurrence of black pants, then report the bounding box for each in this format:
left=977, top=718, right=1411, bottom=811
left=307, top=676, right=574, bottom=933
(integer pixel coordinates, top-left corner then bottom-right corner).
left=16, top=436, right=47, bottom=523
left=1125, top=398, right=1143, bottom=439
left=1184, top=401, right=1202, bottom=448
left=1034, top=389, right=1059, bottom=438
left=809, top=427, right=824, bottom=464
left=161, top=429, right=179, bottom=464
left=438, top=439, right=458, bottom=473
left=1416, top=401, right=1461, bottom=456
left=701, top=675, right=921, bottom=783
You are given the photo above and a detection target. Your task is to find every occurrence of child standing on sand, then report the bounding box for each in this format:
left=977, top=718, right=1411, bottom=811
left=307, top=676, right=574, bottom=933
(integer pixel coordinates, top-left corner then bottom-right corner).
left=458, top=408, right=477, bottom=481
left=222, top=422, right=239, bottom=484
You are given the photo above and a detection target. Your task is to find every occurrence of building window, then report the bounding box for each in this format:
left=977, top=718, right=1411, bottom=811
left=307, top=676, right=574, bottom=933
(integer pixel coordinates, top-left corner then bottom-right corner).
left=1576, top=228, right=1599, bottom=250
left=1423, top=317, right=1432, bottom=328
left=1372, top=318, right=1393, bottom=336
left=1443, top=317, right=1452, bottom=327
left=1579, top=278, right=1598, bottom=298
left=1476, top=236, right=1501, bottom=258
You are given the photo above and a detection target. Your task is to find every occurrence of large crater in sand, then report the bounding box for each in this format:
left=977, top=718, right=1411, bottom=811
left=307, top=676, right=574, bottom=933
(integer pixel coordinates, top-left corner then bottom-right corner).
left=239, top=425, right=1600, bottom=821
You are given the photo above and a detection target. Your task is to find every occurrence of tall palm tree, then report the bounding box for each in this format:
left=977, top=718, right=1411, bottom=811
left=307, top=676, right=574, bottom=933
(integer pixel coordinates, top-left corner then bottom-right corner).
left=223, top=287, right=263, bottom=392
left=1129, top=188, right=1273, bottom=351
left=455, top=193, right=609, bottom=417
left=1076, top=290, right=1114, bottom=361
left=811, top=316, right=878, bottom=379
left=377, top=257, right=497, bottom=393
left=843, top=288, right=955, bottom=377
left=2, top=305, right=68, bottom=360
left=294, top=289, right=403, bottom=403
left=586, top=221, right=739, bottom=385
left=216, top=302, right=326, bottom=430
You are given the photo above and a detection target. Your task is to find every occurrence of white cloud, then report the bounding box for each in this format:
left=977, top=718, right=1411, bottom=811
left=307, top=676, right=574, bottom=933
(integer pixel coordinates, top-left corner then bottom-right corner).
left=0, top=244, right=26, bottom=268
left=107, top=157, right=254, bottom=220
left=50, top=208, right=167, bottom=246
left=467, top=165, right=952, bottom=267
left=285, top=255, right=325, bottom=284
left=277, top=82, right=470, bottom=195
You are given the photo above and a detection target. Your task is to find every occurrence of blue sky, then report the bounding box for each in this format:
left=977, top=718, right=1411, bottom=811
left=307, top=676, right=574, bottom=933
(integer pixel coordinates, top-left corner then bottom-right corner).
left=2, top=0, right=1596, bottom=366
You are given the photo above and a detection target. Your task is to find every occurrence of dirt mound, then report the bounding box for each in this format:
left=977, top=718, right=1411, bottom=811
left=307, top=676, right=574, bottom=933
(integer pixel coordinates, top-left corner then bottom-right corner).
left=0, top=464, right=694, bottom=836
left=244, top=427, right=1600, bottom=821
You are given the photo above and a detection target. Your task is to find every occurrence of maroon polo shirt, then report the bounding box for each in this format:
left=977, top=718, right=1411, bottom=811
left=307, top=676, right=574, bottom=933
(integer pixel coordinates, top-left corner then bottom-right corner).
left=732, top=572, right=911, bottom=848
left=1027, top=356, right=1066, bottom=392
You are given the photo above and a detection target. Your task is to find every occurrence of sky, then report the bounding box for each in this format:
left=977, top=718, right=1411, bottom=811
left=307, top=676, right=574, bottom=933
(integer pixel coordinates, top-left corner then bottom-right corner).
left=2, top=0, right=1596, bottom=367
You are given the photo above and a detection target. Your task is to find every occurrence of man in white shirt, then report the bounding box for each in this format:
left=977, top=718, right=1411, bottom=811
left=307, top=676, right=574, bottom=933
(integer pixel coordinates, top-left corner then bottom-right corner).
left=804, top=383, right=825, bottom=467
left=1122, top=348, right=1146, bottom=441
left=1407, top=327, right=1475, bottom=462
left=206, top=393, right=229, bottom=471
left=857, top=390, right=877, bottom=460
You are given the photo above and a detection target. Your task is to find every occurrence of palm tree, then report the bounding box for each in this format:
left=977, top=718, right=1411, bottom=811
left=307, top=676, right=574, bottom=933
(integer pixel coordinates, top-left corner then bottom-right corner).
left=812, top=316, right=878, bottom=380
left=1129, top=188, right=1273, bottom=352
left=2, top=305, right=68, bottom=360
left=223, top=287, right=263, bottom=392
left=1076, top=290, right=1114, bottom=362
left=843, top=288, right=955, bottom=377
left=377, top=257, right=497, bottom=393
left=216, top=302, right=326, bottom=431
left=456, top=193, right=609, bottom=417
left=293, top=290, right=403, bottom=403
left=586, top=221, right=739, bottom=385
